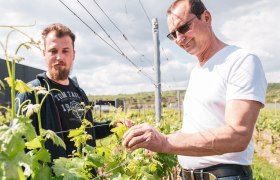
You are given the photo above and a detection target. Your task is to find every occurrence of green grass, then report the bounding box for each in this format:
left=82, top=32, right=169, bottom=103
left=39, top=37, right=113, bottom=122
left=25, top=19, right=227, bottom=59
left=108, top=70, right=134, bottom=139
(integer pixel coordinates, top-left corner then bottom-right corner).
left=253, top=153, right=280, bottom=180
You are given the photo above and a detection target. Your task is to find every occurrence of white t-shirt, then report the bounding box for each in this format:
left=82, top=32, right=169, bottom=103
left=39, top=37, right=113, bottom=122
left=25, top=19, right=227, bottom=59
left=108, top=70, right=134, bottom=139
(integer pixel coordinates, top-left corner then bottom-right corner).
left=178, top=45, right=267, bottom=169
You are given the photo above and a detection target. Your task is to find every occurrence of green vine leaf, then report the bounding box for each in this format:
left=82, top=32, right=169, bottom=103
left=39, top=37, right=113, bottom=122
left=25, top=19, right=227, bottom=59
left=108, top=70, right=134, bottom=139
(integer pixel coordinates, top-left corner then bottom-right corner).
left=4, top=77, right=13, bottom=88
left=95, top=146, right=114, bottom=161
left=4, top=77, right=31, bottom=93
left=25, top=137, right=41, bottom=150
left=0, top=125, right=9, bottom=136
left=86, top=153, right=105, bottom=168
left=42, top=129, right=66, bottom=150
left=52, top=157, right=91, bottom=180
left=141, top=172, right=158, bottom=180
left=110, top=124, right=128, bottom=139
left=15, top=79, right=32, bottom=93
left=68, top=119, right=93, bottom=156
left=110, top=173, right=130, bottom=180
left=32, top=166, right=52, bottom=180
left=149, top=163, right=157, bottom=173
left=1, top=119, right=37, bottom=158
left=12, top=117, right=37, bottom=141
left=33, top=148, right=51, bottom=164
left=4, top=151, right=31, bottom=179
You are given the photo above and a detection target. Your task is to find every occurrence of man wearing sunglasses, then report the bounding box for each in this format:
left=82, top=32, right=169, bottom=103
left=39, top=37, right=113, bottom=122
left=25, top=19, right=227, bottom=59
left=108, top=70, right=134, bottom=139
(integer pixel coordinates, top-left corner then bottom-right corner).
left=123, top=0, right=267, bottom=179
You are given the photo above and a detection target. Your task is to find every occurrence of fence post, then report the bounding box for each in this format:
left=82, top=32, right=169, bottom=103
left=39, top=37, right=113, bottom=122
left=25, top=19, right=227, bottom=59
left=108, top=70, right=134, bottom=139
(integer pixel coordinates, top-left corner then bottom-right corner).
left=177, top=90, right=181, bottom=122
left=152, top=18, right=161, bottom=124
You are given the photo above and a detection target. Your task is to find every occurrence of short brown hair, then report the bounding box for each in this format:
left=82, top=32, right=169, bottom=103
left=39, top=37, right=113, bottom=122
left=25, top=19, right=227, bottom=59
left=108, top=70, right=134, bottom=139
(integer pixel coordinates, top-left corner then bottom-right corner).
left=42, top=23, right=76, bottom=48
left=167, top=0, right=206, bottom=19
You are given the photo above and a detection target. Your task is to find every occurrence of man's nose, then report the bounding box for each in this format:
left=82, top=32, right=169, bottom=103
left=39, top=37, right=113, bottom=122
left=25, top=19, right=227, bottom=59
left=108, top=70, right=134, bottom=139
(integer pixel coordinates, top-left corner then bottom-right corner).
left=176, top=31, right=186, bottom=44
left=56, top=52, right=64, bottom=61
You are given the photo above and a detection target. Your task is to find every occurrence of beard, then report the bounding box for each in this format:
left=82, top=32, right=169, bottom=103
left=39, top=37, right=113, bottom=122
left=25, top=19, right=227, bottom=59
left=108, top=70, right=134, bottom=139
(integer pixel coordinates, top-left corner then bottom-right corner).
left=49, top=65, right=71, bottom=81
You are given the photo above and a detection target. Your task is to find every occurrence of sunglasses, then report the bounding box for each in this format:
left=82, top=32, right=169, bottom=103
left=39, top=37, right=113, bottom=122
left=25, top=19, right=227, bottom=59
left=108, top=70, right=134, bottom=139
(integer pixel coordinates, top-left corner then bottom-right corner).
left=167, top=16, right=197, bottom=40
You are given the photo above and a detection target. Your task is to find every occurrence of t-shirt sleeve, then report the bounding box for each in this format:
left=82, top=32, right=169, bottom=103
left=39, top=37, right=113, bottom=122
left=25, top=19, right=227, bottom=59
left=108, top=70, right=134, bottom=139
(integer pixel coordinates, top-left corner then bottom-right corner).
left=226, top=54, right=267, bottom=106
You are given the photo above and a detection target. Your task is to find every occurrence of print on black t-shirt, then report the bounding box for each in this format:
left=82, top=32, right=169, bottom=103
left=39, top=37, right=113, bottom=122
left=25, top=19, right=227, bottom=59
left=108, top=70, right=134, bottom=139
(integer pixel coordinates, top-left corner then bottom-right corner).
left=48, top=78, right=85, bottom=156
left=53, top=90, right=84, bottom=121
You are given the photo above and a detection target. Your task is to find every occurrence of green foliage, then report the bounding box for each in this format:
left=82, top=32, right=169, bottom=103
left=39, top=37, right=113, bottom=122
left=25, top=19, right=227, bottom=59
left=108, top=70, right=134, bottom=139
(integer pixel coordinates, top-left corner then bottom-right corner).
left=253, top=154, right=280, bottom=180
left=4, top=77, right=31, bottom=94
left=53, top=157, right=92, bottom=180
left=256, top=108, right=280, bottom=154
left=0, top=117, right=36, bottom=179
left=25, top=136, right=42, bottom=150
left=154, top=153, right=177, bottom=177
left=110, top=124, right=128, bottom=139
left=51, top=120, right=107, bottom=179
left=266, top=83, right=280, bottom=103
left=91, top=108, right=180, bottom=179
left=43, top=129, right=66, bottom=150
left=32, top=166, right=52, bottom=180
left=0, top=109, right=11, bottom=126
left=68, top=119, right=93, bottom=157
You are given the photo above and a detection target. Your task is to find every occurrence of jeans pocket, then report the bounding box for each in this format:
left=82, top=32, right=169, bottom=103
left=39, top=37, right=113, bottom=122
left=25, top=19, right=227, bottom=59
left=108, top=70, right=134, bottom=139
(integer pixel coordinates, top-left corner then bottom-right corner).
left=217, top=174, right=253, bottom=180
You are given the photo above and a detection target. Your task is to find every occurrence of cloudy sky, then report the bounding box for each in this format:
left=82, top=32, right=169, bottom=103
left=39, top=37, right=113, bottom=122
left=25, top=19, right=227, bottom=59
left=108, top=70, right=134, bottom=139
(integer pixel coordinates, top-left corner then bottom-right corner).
left=0, top=0, right=279, bottom=95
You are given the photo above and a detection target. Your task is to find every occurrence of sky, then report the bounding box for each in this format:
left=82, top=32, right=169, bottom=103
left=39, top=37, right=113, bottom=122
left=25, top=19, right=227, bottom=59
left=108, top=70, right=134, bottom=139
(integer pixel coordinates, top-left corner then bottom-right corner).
left=0, top=0, right=279, bottom=95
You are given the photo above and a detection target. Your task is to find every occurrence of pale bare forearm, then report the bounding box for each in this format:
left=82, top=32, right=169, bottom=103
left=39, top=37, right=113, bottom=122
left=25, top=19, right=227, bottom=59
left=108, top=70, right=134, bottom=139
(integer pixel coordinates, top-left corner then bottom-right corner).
left=162, top=125, right=251, bottom=156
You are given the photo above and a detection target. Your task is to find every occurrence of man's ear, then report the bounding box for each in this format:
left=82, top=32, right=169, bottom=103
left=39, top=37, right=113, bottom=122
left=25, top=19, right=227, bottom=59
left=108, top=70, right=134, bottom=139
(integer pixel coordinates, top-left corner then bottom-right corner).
left=73, top=49, right=76, bottom=61
left=203, top=10, right=212, bottom=24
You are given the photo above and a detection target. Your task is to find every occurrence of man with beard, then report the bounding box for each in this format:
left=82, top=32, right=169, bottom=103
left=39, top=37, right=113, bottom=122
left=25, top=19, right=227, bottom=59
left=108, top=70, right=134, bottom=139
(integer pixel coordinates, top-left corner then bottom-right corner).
left=16, top=23, right=112, bottom=160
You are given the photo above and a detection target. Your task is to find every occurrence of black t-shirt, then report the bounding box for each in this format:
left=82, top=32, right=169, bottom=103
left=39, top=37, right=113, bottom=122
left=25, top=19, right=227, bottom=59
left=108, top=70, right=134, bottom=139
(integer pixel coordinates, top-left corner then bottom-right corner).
left=47, top=78, right=85, bottom=156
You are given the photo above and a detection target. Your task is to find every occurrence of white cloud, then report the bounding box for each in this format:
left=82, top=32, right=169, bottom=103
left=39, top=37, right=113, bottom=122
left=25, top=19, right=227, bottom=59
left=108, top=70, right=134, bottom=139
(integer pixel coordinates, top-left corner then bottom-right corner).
left=220, top=0, right=280, bottom=76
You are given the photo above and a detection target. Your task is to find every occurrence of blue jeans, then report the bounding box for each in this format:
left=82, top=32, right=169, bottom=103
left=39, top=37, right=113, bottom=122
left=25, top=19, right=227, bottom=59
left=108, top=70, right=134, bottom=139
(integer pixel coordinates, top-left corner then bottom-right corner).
left=217, top=173, right=253, bottom=180
left=182, top=174, right=253, bottom=180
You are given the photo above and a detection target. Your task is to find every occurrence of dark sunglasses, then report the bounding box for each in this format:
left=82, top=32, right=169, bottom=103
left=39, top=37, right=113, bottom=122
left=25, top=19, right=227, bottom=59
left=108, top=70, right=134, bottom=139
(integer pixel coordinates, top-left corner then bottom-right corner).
left=167, top=16, right=197, bottom=40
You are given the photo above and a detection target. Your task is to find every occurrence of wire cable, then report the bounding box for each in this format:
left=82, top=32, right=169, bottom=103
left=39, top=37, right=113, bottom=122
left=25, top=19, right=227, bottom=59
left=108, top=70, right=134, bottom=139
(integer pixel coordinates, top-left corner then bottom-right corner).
left=58, top=0, right=156, bottom=84
left=76, top=0, right=153, bottom=73
left=58, top=0, right=122, bottom=55
left=92, top=0, right=153, bottom=66
left=138, top=0, right=151, bottom=26
left=76, top=0, right=123, bottom=54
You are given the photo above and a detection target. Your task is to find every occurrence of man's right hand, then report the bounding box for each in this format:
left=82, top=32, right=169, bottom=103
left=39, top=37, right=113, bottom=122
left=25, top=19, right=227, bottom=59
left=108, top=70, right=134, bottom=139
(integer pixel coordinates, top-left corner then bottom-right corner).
left=122, top=123, right=167, bottom=152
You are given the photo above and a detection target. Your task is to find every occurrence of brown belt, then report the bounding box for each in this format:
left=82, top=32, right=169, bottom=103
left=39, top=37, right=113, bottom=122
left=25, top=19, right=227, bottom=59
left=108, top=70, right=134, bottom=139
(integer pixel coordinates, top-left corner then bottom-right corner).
left=182, top=164, right=252, bottom=180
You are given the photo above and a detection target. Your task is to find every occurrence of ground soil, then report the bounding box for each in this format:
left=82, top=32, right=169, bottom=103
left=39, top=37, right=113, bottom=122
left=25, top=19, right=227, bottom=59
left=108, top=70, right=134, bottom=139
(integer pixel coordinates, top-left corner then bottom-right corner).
left=254, top=129, right=280, bottom=167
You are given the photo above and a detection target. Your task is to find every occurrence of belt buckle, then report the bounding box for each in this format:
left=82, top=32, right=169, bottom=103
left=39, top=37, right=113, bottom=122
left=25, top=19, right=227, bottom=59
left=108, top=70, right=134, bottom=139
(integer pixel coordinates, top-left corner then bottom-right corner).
left=182, top=170, right=195, bottom=180
left=183, top=170, right=217, bottom=180
left=208, top=172, right=217, bottom=180
left=198, top=170, right=217, bottom=180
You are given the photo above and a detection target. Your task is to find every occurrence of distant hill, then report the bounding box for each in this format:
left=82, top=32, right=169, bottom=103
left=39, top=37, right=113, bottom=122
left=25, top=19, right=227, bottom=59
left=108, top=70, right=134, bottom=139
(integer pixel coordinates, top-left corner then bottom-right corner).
left=88, top=90, right=185, bottom=109
left=88, top=83, right=280, bottom=108
left=266, top=83, right=280, bottom=103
